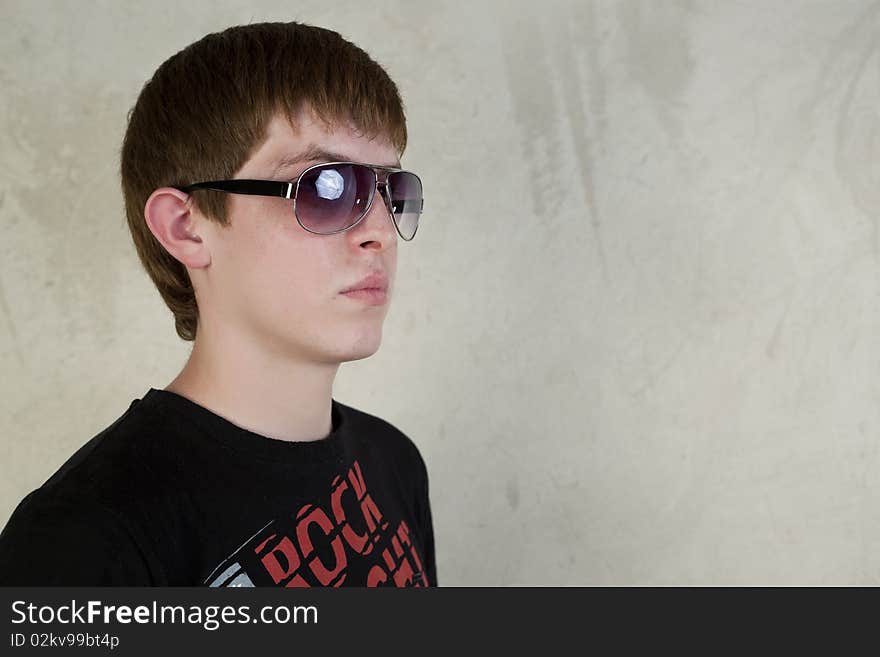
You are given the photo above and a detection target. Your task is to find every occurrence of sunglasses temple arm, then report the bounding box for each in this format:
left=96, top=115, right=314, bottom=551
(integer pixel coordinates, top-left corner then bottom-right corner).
left=174, top=180, right=292, bottom=197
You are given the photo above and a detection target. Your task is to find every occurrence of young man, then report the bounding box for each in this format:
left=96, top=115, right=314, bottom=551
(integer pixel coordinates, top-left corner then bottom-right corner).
left=0, top=21, right=435, bottom=587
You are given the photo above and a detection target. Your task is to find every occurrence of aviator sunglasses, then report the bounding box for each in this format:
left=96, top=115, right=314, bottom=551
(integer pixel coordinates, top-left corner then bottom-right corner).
left=174, top=161, right=424, bottom=241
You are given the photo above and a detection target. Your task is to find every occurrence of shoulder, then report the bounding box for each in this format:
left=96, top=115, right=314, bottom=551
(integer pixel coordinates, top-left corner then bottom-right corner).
left=2, top=488, right=132, bottom=541
left=0, top=488, right=156, bottom=585
left=0, top=397, right=171, bottom=584
left=3, top=394, right=178, bottom=543
left=30, top=396, right=173, bottom=505
left=335, top=400, right=429, bottom=477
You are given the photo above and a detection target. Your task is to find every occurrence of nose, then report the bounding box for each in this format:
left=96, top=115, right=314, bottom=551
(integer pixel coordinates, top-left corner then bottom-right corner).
left=349, top=181, right=397, bottom=246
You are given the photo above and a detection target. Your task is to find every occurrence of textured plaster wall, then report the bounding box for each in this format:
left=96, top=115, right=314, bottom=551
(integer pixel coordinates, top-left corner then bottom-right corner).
left=3, top=0, right=880, bottom=584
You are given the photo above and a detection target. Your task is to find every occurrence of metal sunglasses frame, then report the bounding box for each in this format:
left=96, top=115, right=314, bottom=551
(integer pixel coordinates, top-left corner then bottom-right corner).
left=174, top=161, right=424, bottom=241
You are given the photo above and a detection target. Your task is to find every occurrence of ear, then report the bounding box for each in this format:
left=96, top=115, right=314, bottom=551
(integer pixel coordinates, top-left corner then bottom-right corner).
left=144, top=187, right=211, bottom=268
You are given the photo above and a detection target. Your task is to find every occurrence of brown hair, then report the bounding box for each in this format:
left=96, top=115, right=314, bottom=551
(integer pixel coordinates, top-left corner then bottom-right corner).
left=120, top=22, right=408, bottom=341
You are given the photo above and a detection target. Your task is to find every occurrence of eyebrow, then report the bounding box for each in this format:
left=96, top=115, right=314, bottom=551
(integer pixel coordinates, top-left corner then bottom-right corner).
left=270, top=144, right=401, bottom=177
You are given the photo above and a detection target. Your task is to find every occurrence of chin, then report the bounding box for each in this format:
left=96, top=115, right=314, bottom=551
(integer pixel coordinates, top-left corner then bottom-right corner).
left=341, top=349, right=380, bottom=364
left=308, top=328, right=384, bottom=364
left=342, top=329, right=385, bottom=361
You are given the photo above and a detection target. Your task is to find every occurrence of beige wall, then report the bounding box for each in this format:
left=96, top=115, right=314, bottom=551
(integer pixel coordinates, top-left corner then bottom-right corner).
left=3, top=0, right=880, bottom=584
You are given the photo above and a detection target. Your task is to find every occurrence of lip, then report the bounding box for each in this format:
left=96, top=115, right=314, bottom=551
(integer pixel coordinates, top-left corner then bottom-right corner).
left=341, top=271, right=389, bottom=294
left=341, top=288, right=388, bottom=305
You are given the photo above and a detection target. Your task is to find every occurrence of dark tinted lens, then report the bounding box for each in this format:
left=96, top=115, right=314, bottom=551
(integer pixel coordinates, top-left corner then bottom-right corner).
left=388, top=171, right=423, bottom=240
left=295, top=164, right=374, bottom=233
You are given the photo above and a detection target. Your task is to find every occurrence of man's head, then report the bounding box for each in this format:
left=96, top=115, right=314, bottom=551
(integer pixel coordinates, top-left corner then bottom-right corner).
left=120, top=21, right=409, bottom=352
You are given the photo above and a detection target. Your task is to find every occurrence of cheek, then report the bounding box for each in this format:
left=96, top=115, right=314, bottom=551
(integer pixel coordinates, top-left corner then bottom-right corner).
left=241, top=223, right=335, bottom=313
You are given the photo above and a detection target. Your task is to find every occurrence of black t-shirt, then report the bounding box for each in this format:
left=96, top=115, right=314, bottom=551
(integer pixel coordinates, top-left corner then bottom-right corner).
left=0, top=389, right=436, bottom=587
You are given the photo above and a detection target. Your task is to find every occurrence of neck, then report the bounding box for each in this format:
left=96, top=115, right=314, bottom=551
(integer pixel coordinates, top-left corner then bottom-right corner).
left=165, top=322, right=339, bottom=443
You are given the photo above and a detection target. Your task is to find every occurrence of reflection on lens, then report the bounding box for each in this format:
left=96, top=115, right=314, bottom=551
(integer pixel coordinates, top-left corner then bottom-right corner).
left=315, top=169, right=344, bottom=200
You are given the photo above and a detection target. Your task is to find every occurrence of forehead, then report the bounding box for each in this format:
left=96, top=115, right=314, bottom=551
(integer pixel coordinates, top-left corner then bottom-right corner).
left=248, top=112, right=401, bottom=177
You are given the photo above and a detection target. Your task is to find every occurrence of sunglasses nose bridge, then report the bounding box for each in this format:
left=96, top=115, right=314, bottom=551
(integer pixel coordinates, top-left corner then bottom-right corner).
left=345, top=174, right=391, bottom=231
left=374, top=178, right=395, bottom=215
